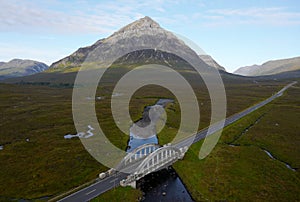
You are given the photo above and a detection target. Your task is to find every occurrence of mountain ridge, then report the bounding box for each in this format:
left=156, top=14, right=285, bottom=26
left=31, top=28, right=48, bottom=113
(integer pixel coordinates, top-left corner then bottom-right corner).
left=0, top=59, right=49, bottom=80
left=234, top=56, right=300, bottom=76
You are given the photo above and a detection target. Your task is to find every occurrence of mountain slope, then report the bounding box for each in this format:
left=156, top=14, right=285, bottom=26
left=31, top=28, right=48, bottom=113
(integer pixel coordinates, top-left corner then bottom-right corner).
left=0, top=59, right=49, bottom=80
left=49, top=16, right=217, bottom=72
left=198, top=55, right=226, bottom=71
left=50, top=39, right=104, bottom=70
left=234, top=56, right=300, bottom=76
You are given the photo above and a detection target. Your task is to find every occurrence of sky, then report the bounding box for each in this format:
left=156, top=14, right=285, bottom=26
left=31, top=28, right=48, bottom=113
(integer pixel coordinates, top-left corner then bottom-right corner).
left=0, top=0, right=299, bottom=72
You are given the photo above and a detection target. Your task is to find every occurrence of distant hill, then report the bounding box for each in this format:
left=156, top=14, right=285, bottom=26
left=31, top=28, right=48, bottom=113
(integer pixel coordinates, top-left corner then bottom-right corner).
left=0, top=59, right=49, bottom=80
left=234, top=56, right=300, bottom=76
left=198, top=55, right=226, bottom=71
left=257, top=69, right=300, bottom=80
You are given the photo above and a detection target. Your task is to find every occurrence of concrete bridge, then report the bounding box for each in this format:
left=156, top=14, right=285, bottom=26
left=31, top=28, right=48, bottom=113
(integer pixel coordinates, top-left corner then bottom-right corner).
left=117, top=143, right=188, bottom=188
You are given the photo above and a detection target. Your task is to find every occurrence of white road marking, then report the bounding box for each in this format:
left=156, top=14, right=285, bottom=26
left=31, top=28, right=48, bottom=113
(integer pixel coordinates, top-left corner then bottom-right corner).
left=110, top=178, right=118, bottom=183
left=85, top=189, right=96, bottom=195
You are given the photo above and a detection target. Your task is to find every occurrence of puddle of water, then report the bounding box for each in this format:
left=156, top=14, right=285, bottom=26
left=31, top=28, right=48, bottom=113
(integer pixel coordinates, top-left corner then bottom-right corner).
left=0, top=145, right=3, bottom=150
left=285, top=164, right=296, bottom=171
left=85, top=125, right=94, bottom=138
left=112, top=92, right=123, bottom=97
left=64, top=125, right=94, bottom=139
left=263, top=150, right=274, bottom=159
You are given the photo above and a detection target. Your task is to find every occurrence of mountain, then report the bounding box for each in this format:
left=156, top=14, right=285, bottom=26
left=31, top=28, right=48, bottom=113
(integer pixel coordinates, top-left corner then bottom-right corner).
left=198, top=55, right=225, bottom=71
left=234, top=56, right=300, bottom=76
left=50, top=39, right=104, bottom=70
left=0, top=59, right=49, bottom=80
left=49, top=16, right=215, bottom=72
left=5, top=17, right=298, bottom=86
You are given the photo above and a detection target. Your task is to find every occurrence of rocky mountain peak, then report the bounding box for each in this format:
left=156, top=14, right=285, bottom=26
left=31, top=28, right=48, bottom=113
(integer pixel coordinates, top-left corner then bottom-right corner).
left=50, top=16, right=222, bottom=72
left=115, top=16, right=161, bottom=34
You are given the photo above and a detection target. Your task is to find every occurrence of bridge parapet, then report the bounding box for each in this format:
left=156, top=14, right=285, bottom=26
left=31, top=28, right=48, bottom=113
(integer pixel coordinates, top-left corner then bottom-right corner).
left=120, top=144, right=188, bottom=187
left=115, top=143, right=160, bottom=172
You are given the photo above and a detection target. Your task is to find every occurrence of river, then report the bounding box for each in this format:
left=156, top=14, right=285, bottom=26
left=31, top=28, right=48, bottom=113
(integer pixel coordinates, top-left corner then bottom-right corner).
left=126, top=99, right=193, bottom=201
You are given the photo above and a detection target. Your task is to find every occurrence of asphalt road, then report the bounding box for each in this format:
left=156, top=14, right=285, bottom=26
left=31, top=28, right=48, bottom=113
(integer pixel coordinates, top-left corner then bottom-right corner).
left=57, top=172, right=128, bottom=202
left=58, top=81, right=296, bottom=202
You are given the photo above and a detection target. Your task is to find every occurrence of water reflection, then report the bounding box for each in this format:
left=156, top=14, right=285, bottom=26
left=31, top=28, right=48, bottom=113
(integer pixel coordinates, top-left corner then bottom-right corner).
left=138, top=167, right=193, bottom=202
left=126, top=99, right=193, bottom=201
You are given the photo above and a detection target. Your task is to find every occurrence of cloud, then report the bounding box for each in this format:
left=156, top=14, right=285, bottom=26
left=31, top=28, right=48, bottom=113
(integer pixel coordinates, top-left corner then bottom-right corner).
left=0, top=0, right=178, bottom=35
left=0, top=0, right=143, bottom=34
left=1, top=0, right=299, bottom=36
left=155, top=7, right=166, bottom=13
left=0, top=1, right=101, bottom=34
left=0, top=0, right=182, bottom=63
left=203, top=7, right=300, bottom=26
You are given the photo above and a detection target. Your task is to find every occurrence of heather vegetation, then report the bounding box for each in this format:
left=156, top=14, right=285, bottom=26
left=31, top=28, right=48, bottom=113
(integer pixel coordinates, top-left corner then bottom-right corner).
left=1, top=76, right=297, bottom=201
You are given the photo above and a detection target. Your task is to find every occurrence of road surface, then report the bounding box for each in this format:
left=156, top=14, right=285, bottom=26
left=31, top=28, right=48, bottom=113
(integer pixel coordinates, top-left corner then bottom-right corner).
left=58, top=81, right=297, bottom=202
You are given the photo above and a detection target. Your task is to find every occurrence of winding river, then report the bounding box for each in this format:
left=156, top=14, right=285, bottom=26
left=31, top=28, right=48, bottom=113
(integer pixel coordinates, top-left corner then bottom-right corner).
left=126, top=99, right=193, bottom=201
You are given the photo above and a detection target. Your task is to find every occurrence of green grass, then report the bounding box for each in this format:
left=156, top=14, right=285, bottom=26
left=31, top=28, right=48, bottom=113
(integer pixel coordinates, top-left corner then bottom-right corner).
left=173, top=81, right=300, bottom=201
left=0, top=84, right=105, bottom=199
left=91, top=187, right=142, bottom=202
left=234, top=86, right=300, bottom=169
left=0, top=72, right=296, bottom=200
left=174, top=143, right=299, bottom=201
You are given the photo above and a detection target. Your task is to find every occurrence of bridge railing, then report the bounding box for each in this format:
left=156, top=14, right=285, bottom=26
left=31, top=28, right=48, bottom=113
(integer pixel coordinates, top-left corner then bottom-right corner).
left=120, top=145, right=188, bottom=187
